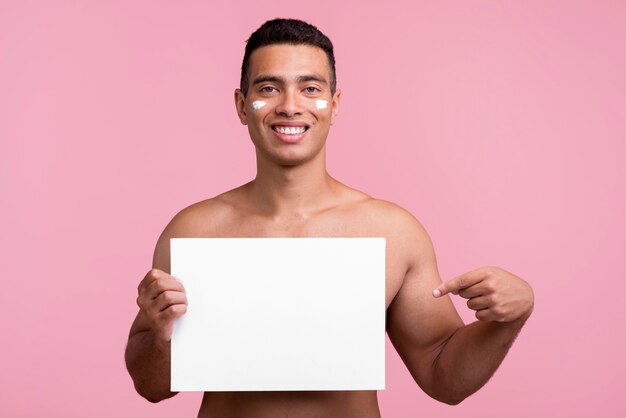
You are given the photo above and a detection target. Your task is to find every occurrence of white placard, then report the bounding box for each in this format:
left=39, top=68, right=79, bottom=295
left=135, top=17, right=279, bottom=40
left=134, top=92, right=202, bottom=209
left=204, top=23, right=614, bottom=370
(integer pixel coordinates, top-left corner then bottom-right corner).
left=170, top=238, right=386, bottom=391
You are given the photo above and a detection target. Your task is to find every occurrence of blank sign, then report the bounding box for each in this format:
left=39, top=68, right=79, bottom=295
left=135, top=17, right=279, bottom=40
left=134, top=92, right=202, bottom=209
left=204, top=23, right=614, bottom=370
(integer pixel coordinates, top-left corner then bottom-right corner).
left=170, top=237, right=386, bottom=391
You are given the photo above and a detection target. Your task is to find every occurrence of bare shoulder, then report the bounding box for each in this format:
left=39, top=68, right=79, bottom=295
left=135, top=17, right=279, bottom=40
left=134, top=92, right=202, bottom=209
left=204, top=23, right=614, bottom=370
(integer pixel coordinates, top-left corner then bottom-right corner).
left=162, top=184, right=251, bottom=235
left=349, top=195, right=435, bottom=270
left=151, top=184, right=248, bottom=271
left=354, top=196, right=431, bottom=239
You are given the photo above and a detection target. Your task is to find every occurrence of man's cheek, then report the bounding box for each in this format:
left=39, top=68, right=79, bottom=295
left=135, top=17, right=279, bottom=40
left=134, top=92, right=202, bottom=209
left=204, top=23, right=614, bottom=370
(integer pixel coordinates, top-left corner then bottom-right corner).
left=315, top=100, right=328, bottom=110
left=251, top=100, right=267, bottom=111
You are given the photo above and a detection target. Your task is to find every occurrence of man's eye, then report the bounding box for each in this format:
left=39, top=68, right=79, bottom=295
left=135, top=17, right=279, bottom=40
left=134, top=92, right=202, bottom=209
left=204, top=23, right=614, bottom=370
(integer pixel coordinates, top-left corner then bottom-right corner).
left=260, top=86, right=277, bottom=93
left=304, top=87, right=320, bottom=93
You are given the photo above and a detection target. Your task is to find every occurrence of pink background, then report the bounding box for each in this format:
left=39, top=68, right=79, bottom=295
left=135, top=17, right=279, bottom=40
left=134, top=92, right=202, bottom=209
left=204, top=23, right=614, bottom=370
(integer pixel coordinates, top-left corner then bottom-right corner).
left=2, top=1, right=625, bottom=417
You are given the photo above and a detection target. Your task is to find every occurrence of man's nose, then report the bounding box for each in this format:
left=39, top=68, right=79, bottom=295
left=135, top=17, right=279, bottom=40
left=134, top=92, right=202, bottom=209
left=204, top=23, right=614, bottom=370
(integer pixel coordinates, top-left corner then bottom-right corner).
left=275, top=89, right=303, bottom=117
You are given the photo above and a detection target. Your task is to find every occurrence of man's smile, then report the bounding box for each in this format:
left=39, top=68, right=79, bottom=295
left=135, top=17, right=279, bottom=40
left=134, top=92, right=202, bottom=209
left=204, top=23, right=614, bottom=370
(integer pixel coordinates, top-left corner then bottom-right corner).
left=272, top=125, right=308, bottom=134
left=270, top=121, right=311, bottom=142
left=270, top=122, right=311, bottom=142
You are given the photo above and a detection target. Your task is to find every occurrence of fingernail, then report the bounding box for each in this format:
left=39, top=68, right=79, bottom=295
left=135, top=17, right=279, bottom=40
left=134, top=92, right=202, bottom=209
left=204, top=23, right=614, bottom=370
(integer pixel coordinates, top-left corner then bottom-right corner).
left=433, top=288, right=442, bottom=298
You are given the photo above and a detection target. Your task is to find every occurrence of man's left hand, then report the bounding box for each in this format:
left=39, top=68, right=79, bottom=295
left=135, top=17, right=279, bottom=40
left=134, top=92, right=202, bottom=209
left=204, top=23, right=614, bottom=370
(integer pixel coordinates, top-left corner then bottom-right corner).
left=433, top=266, right=534, bottom=322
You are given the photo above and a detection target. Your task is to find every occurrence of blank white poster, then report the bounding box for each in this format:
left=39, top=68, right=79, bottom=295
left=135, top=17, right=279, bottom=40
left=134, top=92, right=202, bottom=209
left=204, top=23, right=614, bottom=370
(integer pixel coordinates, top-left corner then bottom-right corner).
left=170, top=237, right=386, bottom=391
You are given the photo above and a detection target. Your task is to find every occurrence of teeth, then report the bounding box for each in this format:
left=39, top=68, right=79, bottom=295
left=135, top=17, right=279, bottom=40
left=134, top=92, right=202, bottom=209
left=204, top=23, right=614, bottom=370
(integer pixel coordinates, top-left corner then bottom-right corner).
left=274, top=126, right=306, bottom=135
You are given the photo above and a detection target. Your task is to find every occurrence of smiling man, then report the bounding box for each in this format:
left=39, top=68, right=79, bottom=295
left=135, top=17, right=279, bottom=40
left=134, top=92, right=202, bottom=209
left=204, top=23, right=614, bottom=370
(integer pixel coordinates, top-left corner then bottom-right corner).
left=125, top=18, right=534, bottom=417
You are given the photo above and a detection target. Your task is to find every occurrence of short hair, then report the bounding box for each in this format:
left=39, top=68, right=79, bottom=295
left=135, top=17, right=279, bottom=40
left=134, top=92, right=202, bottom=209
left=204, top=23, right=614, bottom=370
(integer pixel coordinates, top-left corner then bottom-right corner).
left=240, top=18, right=336, bottom=96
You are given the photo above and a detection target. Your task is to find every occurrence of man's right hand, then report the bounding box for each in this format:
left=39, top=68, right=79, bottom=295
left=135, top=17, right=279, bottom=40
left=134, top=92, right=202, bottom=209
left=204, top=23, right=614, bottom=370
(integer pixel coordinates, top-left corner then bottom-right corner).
left=136, top=268, right=188, bottom=342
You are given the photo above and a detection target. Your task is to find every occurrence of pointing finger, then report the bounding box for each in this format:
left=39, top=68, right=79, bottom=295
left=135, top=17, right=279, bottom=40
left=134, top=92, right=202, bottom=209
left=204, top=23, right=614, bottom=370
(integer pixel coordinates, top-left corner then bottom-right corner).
left=433, top=268, right=490, bottom=298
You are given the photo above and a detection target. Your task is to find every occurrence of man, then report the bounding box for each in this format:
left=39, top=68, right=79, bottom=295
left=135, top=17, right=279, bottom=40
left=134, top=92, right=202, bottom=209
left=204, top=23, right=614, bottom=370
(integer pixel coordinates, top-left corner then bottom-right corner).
left=125, top=18, right=534, bottom=417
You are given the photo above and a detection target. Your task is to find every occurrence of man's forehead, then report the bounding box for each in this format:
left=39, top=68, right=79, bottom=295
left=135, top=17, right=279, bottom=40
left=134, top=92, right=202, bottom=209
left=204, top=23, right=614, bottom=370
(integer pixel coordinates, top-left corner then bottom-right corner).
left=248, top=44, right=331, bottom=81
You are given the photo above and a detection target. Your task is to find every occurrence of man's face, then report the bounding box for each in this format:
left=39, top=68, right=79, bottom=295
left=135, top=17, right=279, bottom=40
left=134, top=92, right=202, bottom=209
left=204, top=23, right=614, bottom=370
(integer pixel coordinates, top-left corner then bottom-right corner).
left=235, top=44, right=341, bottom=166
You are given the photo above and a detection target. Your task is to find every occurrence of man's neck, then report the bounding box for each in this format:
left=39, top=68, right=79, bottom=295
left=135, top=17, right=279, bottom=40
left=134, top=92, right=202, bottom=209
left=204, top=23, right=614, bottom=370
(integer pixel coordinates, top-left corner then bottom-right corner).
left=249, top=152, right=338, bottom=218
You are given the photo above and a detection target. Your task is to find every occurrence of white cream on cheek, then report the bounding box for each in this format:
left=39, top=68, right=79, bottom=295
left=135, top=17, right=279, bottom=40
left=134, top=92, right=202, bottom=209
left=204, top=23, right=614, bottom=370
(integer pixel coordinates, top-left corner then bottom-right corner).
left=315, top=99, right=328, bottom=110
left=252, top=99, right=327, bottom=112
left=251, top=100, right=267, bottom=111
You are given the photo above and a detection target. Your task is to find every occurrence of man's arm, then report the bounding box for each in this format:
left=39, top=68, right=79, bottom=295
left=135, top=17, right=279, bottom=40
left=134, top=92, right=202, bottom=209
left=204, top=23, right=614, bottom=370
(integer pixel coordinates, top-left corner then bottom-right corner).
left=386, top=217, right=533, bottom=405
left=124, top=220, right=188, bottom=403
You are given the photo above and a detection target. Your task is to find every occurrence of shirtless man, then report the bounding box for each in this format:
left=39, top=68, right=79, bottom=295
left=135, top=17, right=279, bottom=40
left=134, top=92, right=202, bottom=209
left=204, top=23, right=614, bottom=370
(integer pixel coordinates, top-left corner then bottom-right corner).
left=125, top=18, right=534, bottom=417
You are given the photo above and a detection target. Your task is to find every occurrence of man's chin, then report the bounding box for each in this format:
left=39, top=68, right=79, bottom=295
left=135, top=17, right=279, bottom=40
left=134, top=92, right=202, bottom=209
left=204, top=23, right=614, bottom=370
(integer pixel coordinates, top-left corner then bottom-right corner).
left=275, top=156, right=313, bottom=167
left=257, top=147, right=324, bottom=168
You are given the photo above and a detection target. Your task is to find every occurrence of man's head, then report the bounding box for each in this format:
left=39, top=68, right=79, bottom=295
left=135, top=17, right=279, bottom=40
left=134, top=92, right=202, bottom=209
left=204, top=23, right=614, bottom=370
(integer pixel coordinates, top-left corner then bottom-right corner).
left=234, top=19, right=341, bottom=168
left=240, top=18, right=336, bottom=97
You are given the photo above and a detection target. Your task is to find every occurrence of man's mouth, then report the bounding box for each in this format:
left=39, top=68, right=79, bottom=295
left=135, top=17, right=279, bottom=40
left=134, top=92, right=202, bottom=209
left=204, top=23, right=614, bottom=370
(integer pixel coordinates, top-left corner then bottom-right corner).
left=272, top=125, right=309, bottom=135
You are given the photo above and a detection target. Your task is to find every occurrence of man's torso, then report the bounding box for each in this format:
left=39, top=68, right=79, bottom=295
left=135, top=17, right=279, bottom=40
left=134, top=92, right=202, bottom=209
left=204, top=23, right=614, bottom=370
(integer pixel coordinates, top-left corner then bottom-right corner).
left=162, top=182, right=418, bottom=417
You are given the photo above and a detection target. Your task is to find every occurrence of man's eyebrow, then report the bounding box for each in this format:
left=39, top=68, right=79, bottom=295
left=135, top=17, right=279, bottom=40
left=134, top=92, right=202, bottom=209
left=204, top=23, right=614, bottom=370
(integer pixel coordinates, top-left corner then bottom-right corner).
left=252, top=75, right=284, bottom=85
left=252, top=74, right=328, bottom=85
left=296, top=74, right=328, bottom=85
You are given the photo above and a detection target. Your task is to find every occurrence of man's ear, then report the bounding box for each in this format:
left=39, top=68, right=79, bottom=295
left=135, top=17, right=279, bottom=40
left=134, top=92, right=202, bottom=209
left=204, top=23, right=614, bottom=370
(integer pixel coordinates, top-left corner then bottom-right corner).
left=234, top=89, right=247, bottom=125
left=330, top=89, right=341, bottom=125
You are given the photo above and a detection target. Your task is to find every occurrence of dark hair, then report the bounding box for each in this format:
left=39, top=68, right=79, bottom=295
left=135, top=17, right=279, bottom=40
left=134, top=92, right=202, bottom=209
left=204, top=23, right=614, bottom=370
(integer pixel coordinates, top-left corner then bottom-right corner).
left=240, top=18, right=336, bottom=96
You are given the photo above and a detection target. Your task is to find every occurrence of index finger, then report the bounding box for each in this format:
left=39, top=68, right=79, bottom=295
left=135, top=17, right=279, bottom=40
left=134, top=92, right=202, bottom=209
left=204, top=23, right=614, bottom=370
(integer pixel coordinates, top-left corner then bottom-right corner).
left=138, top=268, right=179, bottom=293
left=433, top=268, right=488, bottom=298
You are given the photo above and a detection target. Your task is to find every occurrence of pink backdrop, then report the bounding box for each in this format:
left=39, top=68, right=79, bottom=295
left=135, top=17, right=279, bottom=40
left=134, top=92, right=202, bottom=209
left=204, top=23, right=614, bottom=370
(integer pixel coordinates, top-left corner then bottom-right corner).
left=2, top=1, right=624, bottom=417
